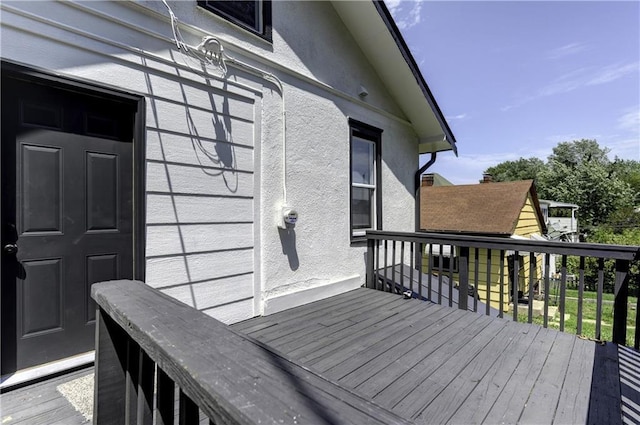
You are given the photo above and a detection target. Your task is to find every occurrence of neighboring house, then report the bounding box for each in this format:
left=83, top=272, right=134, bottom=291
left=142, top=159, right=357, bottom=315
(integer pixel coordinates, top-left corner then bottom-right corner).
left=420, top=179, right=547, bottom=312
left=539, top=200, right=580, bottom=242
left=0, top=1, right=456, bottom=379
left=420, top=172, right=453, bottom=187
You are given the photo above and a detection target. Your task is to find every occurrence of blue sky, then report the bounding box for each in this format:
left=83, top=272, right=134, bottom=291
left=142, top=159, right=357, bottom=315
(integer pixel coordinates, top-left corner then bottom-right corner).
left=387, top=1, right=640, bottom=184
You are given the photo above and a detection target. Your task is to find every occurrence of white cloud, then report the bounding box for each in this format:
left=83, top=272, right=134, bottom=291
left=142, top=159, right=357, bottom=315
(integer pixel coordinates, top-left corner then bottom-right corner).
left=386, top=0, right=423, bottom=30
left=385, top=0, right=402, bottom=14
left=446, top=113, right=468, bottom=121
left=547, top=42, right=588, bottom=60
left=617, top=108, right=640, bottom=132
left=607, top=138, right=640, bottom=160
left=501, top=62, right=639, bottom=111
left=587, top=62, right=640, bottom=86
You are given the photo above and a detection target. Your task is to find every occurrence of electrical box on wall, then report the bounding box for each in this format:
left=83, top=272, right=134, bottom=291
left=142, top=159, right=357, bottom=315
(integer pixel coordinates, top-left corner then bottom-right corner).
left=279, top=206, right=298, bottom=228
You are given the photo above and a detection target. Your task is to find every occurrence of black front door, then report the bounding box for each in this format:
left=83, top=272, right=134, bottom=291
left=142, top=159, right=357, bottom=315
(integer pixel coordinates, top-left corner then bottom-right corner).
left=1, top=75, right=136, bottom=374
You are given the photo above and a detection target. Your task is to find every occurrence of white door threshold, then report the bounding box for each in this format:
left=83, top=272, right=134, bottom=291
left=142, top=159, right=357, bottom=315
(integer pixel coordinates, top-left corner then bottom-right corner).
left=0, top=351, right=94, bottom=391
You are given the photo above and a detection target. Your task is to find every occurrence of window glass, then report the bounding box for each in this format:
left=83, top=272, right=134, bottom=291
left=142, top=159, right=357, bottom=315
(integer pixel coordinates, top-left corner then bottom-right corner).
left=351, top=187, right=373, bottom=229
left=349, top=120, right=382, bottom=241
left=351, top=137, right=375, bottom=185
left=210, top=1, right=260, bottom=32
left=198, top=1, right=271, bottom=40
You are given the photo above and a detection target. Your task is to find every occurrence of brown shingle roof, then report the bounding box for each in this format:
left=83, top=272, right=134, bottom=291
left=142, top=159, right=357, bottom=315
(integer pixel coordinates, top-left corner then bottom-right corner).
left=420, top=180, right=542, bottom=235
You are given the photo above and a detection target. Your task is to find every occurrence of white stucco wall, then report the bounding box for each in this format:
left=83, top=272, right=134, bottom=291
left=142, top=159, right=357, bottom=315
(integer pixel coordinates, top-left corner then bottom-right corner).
left=1, top=0, right=421, bottom=321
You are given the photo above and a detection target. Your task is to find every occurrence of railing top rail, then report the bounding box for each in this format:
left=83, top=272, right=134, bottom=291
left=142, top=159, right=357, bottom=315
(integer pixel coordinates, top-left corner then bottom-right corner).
left=92, top=280, right=411, bottom=425
left=366, top=230, right=640, bottom=261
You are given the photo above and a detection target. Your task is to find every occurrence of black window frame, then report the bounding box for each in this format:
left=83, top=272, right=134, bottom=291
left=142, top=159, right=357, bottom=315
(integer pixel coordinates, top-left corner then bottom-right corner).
left=198, top=1, right=272, bottom=42
left=349, top=118, right=382, bottom=243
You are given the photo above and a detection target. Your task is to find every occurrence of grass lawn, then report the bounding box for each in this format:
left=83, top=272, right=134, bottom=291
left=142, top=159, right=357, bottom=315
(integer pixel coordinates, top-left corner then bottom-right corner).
left=517, top=292, right=637, bottom=347
left=549, top=287, right=638, bottom=304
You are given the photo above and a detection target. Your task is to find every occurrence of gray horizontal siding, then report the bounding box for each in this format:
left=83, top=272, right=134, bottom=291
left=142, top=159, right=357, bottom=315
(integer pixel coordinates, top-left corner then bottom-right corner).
left=1, top=0, right=258, bottom=322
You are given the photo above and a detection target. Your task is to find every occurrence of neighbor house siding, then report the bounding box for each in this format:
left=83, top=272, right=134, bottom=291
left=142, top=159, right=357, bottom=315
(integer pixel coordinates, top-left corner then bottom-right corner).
left=515, top=195, right=544, bottom=238
left=422, top=192, right=545, bottom=313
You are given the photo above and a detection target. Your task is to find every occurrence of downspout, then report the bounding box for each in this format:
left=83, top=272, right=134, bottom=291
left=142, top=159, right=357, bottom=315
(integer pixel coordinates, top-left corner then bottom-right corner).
left=414, top=152, right=437, bottom=269
left=415, top=152, right=437, bottom=232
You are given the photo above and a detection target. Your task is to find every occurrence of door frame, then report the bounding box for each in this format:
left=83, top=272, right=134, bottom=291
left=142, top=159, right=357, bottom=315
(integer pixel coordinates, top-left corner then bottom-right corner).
left=0, top=60, right=146, bottom=375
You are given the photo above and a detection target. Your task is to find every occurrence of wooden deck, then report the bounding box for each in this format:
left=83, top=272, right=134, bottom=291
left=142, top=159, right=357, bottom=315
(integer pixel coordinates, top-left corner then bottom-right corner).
left=0, top=367, right=92, bottom=424
left=232, top=287, right=637, bottom=424
left=2, top=287, right=640, bottom=424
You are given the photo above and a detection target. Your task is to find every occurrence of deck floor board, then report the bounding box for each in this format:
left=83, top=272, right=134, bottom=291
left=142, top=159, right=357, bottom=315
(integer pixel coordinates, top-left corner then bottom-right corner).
left=266, top=295, right=411, bottom=353
left=356, top=311, right=494, bottom=400
left=414, top=320, right=538, bottom=424
left=444, top=323, right=542, bottom=424
left=1, top=367, right=92, bottom=424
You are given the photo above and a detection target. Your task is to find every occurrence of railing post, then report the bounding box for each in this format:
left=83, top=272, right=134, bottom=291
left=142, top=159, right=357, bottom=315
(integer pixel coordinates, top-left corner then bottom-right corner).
left=366, top=236, right=375, bottom=289
left=613, top=259, right=630, bottom=345
left=458, top=246, right=469, bottom=311
left=94, top=307, right=128, bottom=424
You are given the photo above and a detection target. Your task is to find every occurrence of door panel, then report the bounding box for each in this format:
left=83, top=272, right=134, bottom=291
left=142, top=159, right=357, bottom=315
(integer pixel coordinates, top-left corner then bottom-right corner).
left=1, top=76, right=136, bottom=374
left=21, top=144, right=63, bottom=233
left=19, top=258, right=63, bottom=336
left=86, top=152, right=119, bottom=231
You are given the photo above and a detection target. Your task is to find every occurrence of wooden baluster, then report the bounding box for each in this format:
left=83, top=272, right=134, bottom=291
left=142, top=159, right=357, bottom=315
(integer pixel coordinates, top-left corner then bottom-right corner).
left=635, top=283, right=640, bottom=350
left=156, top=368, right=175, bottom=425
left=383, top=240, right=389, bottom=292
left=613, top=259, right=630, bottom=346
left=137, top=351, right=154, bottom=425
left=437, top=245, right=443, bottom=305
left=458, top=246, right=469, bottom=311
left=543, top=253, right=550, bottom=329
left=528, top=252, right=535, bottom=324
left=559, top=255, right=567, bottom=332
left=486, top=249, right=492, bottom=316
left=375, top=239, right=381, bottom=291
left=418, top=243, right=424, bottom=299
left=448, top=245, right=454, bottom=308
left=512, top=251, right=520, bottom=322
left=427, top=244, right=433, bottom=301
left=409, top=242, right=415, bottom=294
left=179, top=390, right=199, bottom=425
left=577, top=257, right=585, bottom=336
left=473, top=247, right=479, bottom=313
left=596, top=258, right=604, bottom=341
left=391, top=240, right=397, bottom=293
left=400, top=241, right=405, bottom=292
left=499, top=251, right=505, bottom=319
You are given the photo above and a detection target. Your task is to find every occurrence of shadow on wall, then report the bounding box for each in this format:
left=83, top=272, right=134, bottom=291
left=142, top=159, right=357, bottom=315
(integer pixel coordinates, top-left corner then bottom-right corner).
left=143, top=51, right=251, bottom=309
left=176, top=52, right=239, bottom=194
left=278, top=227, right=299, bottom=271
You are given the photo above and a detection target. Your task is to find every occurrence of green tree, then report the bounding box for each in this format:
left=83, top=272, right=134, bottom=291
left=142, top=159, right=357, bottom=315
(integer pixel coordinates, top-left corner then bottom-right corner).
left=610, top=158, right=640, bottom=206
left=540, top=140, right=633, bottom=230
left=484, top=139, right=634, bottom=231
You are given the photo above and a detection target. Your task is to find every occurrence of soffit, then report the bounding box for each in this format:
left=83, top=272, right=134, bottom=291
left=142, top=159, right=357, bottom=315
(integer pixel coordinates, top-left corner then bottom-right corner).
left=331, top=1, right=457, bottom=154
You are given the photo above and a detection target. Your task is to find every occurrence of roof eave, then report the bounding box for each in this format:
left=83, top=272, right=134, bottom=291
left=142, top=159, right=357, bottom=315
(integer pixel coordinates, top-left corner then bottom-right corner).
left=373, top=1, right=458, bottom=156
left=331, top=1, right=457, bottom=155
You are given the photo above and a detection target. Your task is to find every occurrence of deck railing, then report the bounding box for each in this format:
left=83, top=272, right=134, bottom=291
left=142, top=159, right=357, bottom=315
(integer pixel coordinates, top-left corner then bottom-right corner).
left=365, top=231, right=640, bottom=348
left=91, top=280, right=411, bottom=424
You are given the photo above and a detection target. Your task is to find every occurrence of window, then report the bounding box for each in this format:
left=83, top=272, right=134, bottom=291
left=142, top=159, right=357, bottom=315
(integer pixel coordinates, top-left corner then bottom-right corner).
left=198, top=1, right=272, bottom=41
left=427, top=244, right=458, bottom=272
left=350, top=119, right=382, bottom=241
